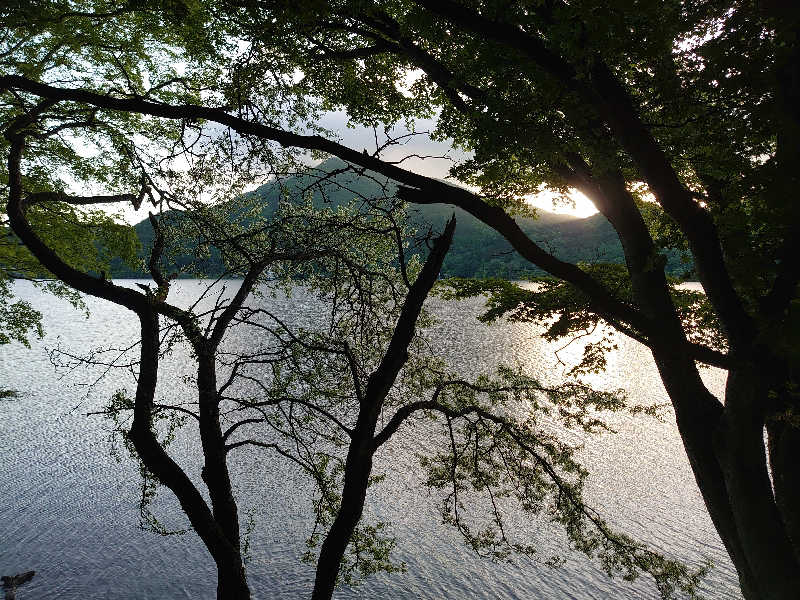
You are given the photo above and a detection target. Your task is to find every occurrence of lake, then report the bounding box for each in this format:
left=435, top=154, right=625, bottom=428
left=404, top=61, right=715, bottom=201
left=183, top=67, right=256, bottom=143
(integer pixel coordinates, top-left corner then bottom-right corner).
left=0, top=280, right=742, bottom=599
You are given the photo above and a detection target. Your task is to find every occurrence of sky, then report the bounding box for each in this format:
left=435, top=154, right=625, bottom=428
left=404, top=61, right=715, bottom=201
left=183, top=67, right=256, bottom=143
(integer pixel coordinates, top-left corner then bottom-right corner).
left=316, top=111, right=599, bottom=218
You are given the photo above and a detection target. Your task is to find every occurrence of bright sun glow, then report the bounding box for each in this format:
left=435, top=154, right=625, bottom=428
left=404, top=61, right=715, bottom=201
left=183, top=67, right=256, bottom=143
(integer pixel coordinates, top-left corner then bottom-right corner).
left=526, top=189, right=598, bottom=218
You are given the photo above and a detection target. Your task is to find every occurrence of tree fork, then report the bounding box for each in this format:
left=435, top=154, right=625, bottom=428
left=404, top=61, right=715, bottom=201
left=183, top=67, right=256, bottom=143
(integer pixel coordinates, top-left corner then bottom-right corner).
left=651, top=351, right=759, bottom=598
left=714, top=368, right=800, bottom=599
left=311, top=216, right=456, bottom=600
left=5, top=131, right=250, bottom=600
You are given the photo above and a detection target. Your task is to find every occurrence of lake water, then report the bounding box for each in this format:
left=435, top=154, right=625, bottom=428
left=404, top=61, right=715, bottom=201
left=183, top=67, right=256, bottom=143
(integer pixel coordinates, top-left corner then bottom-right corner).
left=0, top=280, right=742, bottom=599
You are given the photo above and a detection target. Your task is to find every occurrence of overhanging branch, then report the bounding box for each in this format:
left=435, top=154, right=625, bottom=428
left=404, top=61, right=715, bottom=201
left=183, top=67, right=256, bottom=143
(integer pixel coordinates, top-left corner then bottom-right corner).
left=1, top=74, right=650, bottom=338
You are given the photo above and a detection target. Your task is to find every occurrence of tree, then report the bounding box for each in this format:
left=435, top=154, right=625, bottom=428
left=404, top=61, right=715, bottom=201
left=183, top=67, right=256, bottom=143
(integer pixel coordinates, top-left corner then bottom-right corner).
left=4, top=123, right=455, bottom=598
left=2, top=1, right=799, bottom=599
left=3, top=118, right=704, bottom=598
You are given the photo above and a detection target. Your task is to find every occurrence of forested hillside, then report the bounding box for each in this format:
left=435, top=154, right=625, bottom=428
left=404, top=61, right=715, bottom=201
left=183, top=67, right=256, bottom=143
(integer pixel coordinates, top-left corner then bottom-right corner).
left=112, top=158, right=689, bottom=279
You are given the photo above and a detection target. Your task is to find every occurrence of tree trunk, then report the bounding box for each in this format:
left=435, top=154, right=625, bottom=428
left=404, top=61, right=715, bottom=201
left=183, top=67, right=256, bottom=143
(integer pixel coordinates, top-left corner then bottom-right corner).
left=128, top=312, right=249, bottom=600
left=197, top=353, right=249, bottom=600
left=215, top=562, right=251, bottom=600
left=657, top=352, right=800, bottom=600
left=651, top=351, right=761, bottom=599
left=714, top=367, right=800, bottom=600
left=767, top=417, right=800, bottom=561
left=311, top=434, right=374, bottom=600
left=585, top=168, right=769, bottom=597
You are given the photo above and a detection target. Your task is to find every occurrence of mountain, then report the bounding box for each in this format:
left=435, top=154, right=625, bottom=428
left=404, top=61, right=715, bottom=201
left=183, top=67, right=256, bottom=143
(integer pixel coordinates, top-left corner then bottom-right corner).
left=112, top=158, right=688, bottom=279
